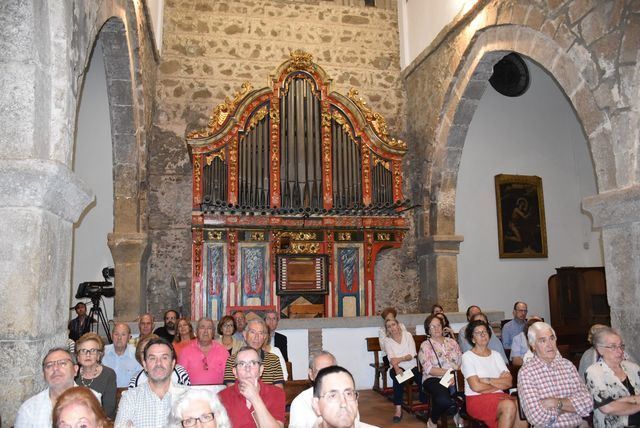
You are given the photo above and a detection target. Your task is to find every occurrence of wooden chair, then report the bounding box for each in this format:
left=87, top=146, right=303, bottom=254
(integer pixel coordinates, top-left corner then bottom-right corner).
left=365, top=336, right=390, bottom=394
left=286, top=360, right=293, bottom=381
left=402, top=334, right=428, bottom=412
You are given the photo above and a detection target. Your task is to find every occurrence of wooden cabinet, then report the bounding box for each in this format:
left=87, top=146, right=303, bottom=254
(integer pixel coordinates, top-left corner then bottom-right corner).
left=548, top=266, right=610, bottom=358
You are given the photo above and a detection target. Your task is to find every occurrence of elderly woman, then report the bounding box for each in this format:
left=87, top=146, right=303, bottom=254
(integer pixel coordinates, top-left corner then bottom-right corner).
left=586, top=327, right=640, bottom=427
left=215, top=315, right=243, bottom=356
left=173, top=318, right=195, bottom=358
left=53, top=386, right=113, bottom=428
left=128, top=334, right=191, bottom=387
left=169, top=388, right=231, bottom=428
left=461, top=320, right=526, bottom=428
left=75, top=332, right=117, bottom=419
left=419, top=314, right=461, bottom=428
left=383, top=317, right=420, bottom=422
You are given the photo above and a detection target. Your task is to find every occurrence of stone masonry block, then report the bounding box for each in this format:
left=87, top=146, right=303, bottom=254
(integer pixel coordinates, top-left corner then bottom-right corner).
left=107, top=78, right=134, bottom=106
left=619, top=65, right=639, bottom=108
left=148, top=174, right=192, bottom=229
left=567, top=0, right=596, bottom=24
left=619, top=13, right=640, bottom=64
left=524, top=5, right=547, bottom=31
left=571, top=86, right=605, bottom=137
left=591, top=30, right=621, bottom=79
left=579, top=4, right=610, bottom=45
left=550, top=53, right=583, bottom=97
left=587, top=127, right=617, bottom=191
left=592, top=77, right=622, bottom=110
left=566, top=42, right=599, bottom=90
left=0, top=0, right=34, bottom=62
left=0, top=62, right=36, bottom=156
left=109, top=104, right=135, bottom=135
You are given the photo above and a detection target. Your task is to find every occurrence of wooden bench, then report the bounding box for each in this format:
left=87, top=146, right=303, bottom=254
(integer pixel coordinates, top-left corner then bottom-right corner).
left=366, top=336, right=390, bottom=393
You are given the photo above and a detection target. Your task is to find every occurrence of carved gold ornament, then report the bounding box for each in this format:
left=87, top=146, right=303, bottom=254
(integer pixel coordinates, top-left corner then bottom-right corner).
left=347, top=88, right=407, bottom=151
left=280, top=231, right=317, bottom=241
left=205, top=151, right=225, bottom=165
left=290, top=242, right=320, bottom=254
left=372, top=156, right=390, bottom=171
left=207, top=230, right=223, bottom=241
left=287, top=50, right=314, bottom=72
left=246, top=107, right=269, bottom=132
left=188, top=82, right=254, bottom=139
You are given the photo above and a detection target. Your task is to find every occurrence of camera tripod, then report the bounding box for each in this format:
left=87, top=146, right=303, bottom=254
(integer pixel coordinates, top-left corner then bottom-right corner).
left=88, top=295, right=112, bottom=344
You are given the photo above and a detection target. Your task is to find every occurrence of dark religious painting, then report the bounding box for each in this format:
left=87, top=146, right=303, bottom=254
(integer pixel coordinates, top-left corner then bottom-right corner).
left=494, top=174, right=548, bottom=258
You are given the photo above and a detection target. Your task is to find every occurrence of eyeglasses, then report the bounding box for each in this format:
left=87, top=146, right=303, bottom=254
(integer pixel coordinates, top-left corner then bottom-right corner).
left=235, top=360, right=261, bottom=369
left=473, top=330, right=488, bottom=337
left=320, top=389, right=359, bottom=403
left=248, top=329, right=266, bottom=336
left=181, top=413, right=214, bottom=427
left=222, top=323, right=234, bottom=328
left=77, top=348, right=101, bottom=356
left=600, top=344, right=625, bottom=351
left=43, top=359, right=73, bottom=370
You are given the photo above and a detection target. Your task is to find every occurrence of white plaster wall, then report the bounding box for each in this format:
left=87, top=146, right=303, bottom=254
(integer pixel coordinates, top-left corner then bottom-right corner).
left=398, top=0, right=476, bottom=68
left=146, top=0, right=164, bottom=55
left=455, top=58, right=603, bottom=322
left=71, top=42, right=115, bottom=325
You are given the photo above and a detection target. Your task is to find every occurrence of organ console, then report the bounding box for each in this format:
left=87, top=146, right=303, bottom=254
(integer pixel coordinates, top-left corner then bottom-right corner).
left=186, top=51, right=409, bottom=319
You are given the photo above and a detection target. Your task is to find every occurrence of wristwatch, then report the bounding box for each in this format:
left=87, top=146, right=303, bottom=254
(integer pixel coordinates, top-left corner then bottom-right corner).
left=556, top=400, right=563, bottom=411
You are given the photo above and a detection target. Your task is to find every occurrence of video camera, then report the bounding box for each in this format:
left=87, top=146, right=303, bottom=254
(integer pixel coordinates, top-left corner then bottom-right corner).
left=75, top=267, right=116, bottom=300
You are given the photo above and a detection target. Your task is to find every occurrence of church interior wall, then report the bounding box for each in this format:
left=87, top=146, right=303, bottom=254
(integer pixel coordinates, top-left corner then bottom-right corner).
left=456, top=57, right=603, bottom=321
left=147, top=0, right=414, bottom=318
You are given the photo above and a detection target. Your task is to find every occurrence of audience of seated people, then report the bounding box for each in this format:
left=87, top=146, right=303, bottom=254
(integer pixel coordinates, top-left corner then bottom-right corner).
left=172, top=317, right=195, bottom=359
left=24, top=303, right=640, bottom=428
left=419, top=313, right=462, bottom=428
left=585, top=326, right=640, bottom=427
left=509, top=316, right=542, bottom=367
left=129, top=334, right=191, bottom=387
left=132, top=313, right=155, bottom=346
left=265, top=309, right=289, bottom=362
left=218, top=346, right=286, bottom=428
left=501, top=301, right=528, bottom=352
left=461, top=319, right=527, bottom=428
left=383, top=315, right=421, bottom=423
left=518, top=321, right=593, bottom=427
left=289, top=350, right=338, bottom=427
left=215, top=314, right=244, bottom=355
left=223, top=317, right=285, bottom=387
left=577, top=322, right=638, bottom=380
left=177, top=317, right=229, bottom=385
left=117, top=337, right=188, bottom=427
left=74, top=332, right=118, bottom=419
left=169, top=388, right=231, bottom=428
left=154, top=309, right=179, bottom=343
left=53, top=386, right=113, bottom=428
left=101, top=322, right=141, bottom=388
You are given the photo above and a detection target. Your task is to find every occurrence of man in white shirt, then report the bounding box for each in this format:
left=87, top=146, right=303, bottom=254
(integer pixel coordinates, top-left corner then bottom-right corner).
left=116, top=337, right=187, bottom=427
left=289, top=351, right=337, bottom=427
left=312, top=366, right=378, bottom=428
left=15, top=347, right=80, bottom=427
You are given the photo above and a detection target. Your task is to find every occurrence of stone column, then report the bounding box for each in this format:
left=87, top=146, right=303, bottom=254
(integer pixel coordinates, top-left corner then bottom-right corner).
left=0, top=161, right=93, bottom=423
left=108, top=232, right=150, bottom=320
left=417, top=235, right=464, bottom=312
left=583, top=186, right=640, bottom=360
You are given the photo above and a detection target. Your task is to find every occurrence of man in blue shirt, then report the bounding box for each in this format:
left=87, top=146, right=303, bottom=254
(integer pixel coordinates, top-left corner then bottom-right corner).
left=501, top=301, right=528, bottom=351
left=102, top=322, right=141, bottom=387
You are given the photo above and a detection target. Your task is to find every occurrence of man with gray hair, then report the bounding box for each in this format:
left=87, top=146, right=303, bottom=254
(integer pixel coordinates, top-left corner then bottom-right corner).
left=15, top=347, right=92, bottom=427
left=518, top=322, right=593, bottom=427
left=223, top=317, right=284, bottom=387
left=102, top=322, right=141, bottom=387
left=289, top=351, right=338, bottom=427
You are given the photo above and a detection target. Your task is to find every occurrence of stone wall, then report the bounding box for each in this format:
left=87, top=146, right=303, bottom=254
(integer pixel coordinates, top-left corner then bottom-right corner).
left=402, top=0, right=640, bottom=355
left=148, top=0, right=418, bottom=317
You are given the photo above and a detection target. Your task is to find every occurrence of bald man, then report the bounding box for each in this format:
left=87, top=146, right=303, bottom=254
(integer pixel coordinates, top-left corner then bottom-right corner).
left=102, top=322, right=142, bottom=387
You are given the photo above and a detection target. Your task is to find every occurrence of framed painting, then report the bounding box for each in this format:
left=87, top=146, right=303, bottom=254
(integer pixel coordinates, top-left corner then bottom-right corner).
left=495, top=174, right=548, bottom=258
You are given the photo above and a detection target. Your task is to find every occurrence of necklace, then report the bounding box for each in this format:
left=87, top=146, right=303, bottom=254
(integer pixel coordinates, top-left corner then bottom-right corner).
left=80, top=375, right=94, bottom=387
left=80, top=365, right=100, bottom=387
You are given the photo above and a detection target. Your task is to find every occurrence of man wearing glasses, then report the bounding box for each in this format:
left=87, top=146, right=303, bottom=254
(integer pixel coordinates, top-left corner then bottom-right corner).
left=518, top=322, right=592, bottom=427
left=311, top=366, right=378, bottom=428
left=15, top=347, right=99, bottom=427
left=219, top=346, right=286, bottom=428
left=223, top=318, right=284, bottom=387
left=501, top=301, right=528, bottom=351
left=177, top=317, right=228, bottom=385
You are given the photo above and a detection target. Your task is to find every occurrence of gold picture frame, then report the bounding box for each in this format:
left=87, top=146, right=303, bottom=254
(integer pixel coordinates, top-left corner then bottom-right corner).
left=495, top=174, right=548, bottom=258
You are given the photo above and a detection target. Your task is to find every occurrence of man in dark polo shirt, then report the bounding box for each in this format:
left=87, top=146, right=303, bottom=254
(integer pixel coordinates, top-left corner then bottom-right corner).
left=223, top=317, right=284, bottom=387
left=219, top=346, right=285, bottom=428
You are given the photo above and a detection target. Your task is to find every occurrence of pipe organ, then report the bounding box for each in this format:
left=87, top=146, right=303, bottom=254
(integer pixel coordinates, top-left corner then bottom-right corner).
left=187, top=51, right=409, bottom=319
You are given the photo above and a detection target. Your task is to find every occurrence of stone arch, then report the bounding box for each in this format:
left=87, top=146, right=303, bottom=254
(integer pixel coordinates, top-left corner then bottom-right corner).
left=73, top=2, right=156, bottom=320
left=419, top=23, right=616, bottom=312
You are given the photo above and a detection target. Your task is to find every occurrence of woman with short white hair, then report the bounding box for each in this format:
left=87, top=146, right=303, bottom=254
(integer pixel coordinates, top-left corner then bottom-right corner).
left=169, top=388, right=231, bottom=428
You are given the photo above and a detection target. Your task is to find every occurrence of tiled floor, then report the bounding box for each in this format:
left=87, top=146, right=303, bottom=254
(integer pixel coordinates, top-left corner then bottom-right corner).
left=357, top=389, right=427, bottom=428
